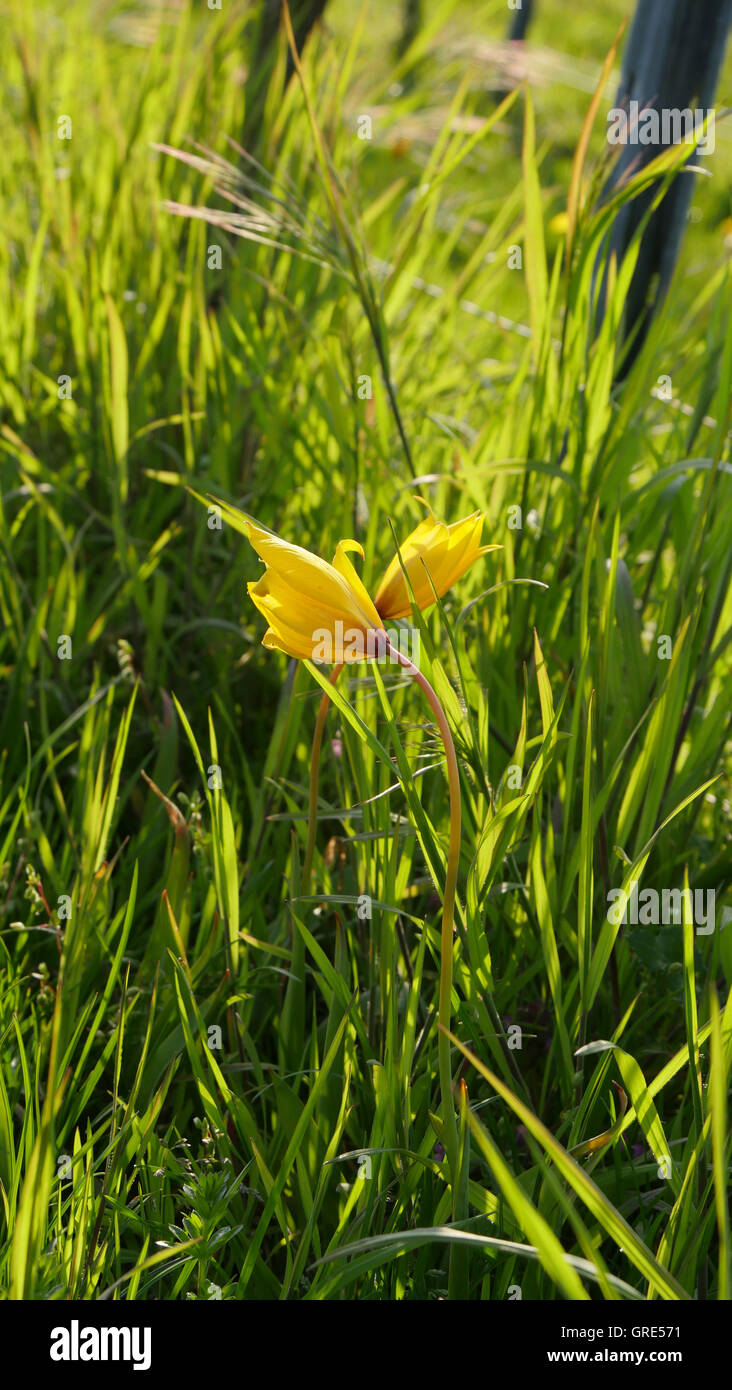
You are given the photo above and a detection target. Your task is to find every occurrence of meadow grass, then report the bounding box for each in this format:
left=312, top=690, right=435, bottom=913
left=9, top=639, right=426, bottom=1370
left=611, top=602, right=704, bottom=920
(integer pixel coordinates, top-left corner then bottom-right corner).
left=1, top=0, right=731, bottom=1301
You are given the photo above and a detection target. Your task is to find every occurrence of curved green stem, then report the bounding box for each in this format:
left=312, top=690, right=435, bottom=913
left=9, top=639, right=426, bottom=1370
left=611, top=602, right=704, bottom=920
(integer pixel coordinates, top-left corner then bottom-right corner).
left=303, top=644, right=462, bottom=1181
left=302, top=663, right=344, bottom=894
left=386, top=640, right=461, bottom=1174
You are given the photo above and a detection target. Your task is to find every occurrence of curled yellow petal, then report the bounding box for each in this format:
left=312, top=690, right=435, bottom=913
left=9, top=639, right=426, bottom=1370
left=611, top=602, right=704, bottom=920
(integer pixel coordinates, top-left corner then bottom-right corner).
left=331, top=539, right=382, bottom=630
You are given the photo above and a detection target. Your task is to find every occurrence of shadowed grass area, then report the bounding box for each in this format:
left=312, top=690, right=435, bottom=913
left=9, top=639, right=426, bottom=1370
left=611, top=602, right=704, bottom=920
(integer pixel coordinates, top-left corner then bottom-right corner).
left=0, top=0, right=730, bottom=1301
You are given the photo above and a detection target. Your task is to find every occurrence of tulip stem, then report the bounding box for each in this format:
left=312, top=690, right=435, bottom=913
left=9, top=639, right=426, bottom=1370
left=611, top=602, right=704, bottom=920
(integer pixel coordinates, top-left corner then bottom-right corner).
left=303, top=663, right=344, bottom=894
left=385, top=639, right=460, bottom=1176
left=303, top=645, right=461, bottom=1182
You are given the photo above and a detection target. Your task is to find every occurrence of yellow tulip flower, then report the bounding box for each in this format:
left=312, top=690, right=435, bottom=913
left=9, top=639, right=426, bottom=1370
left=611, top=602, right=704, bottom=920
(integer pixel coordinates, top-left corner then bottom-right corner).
left=373, top=508, right=498, bottom=621
left=246, top=522, right=385, bottom=663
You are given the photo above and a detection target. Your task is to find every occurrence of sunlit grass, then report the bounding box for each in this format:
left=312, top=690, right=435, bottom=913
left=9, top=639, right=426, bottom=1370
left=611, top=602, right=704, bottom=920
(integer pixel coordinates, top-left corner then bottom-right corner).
left=0, top=0, right=730, bottom=1301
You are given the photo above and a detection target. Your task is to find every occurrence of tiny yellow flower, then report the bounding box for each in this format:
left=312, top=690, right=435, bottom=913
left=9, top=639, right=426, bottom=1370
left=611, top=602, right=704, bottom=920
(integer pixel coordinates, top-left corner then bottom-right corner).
left=374, top=507, right=498, bottom=621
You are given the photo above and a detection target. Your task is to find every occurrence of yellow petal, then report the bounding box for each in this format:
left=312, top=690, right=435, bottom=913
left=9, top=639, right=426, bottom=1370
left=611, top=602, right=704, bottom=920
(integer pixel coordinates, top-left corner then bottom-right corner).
left=249, top=574, right=360, bottom=661
left=331, top=539, right=383, bottom=630
left=245, top=521, right=379, bottom=633
left=261, top=627, right=314, bottom=661
left=248, top=578, right=320, bottom=660
left=373, top=520, right=440, bottom=617
left=374, top=510, right=490, bottom=620
left=250, top=587, right=354, bottom=663
left=250, top=568, right=357, bottom=629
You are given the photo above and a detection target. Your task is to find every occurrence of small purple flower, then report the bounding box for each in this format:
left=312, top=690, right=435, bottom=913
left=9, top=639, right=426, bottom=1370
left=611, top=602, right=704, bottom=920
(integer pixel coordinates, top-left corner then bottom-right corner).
left=331, top=736, right=342, bottom=757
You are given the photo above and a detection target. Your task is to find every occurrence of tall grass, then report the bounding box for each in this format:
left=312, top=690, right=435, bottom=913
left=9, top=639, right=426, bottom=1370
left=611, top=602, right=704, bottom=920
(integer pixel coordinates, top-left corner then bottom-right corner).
left=0, top=0, right=730, bottom=1301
